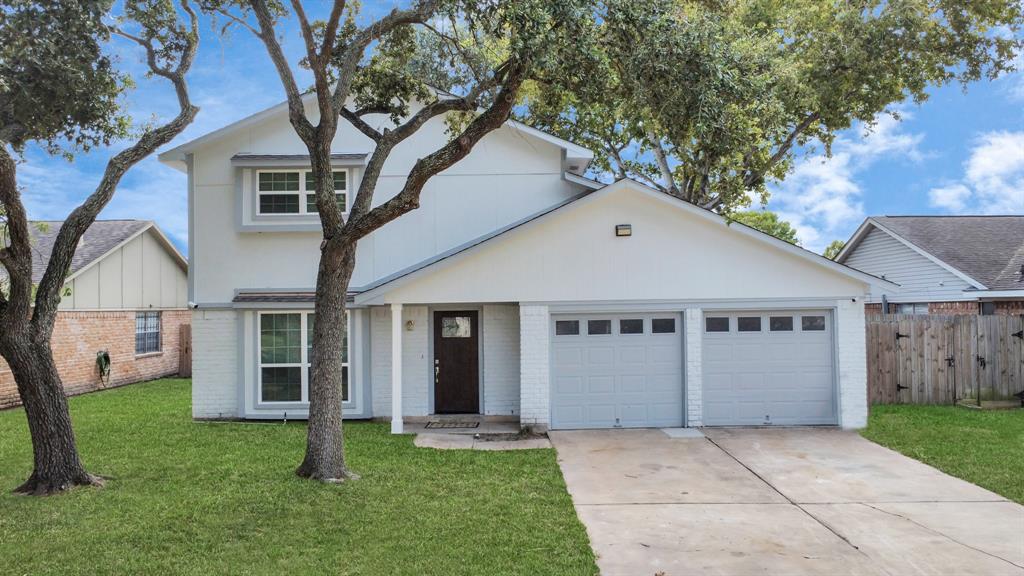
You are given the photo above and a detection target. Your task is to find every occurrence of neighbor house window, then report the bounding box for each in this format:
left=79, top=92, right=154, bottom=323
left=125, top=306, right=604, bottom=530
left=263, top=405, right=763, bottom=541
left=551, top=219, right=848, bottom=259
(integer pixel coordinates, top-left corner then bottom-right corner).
left=980, top=302, right=995, bottom=316
left=896, top=303, right=929, bottom=315
left=135, top=311, right=161, bottom=354
left=259, top=311, right=350, bottom=403
left=257, top=169, right=348, bottom=216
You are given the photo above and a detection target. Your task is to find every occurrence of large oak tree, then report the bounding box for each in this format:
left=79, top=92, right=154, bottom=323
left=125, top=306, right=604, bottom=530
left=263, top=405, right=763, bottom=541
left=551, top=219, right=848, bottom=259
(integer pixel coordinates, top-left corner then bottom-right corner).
left=522, top=0, right=1023, bottom=213
left=0, top=0, right=201, bottom=495
left=204, top=0, right=600, bottom=482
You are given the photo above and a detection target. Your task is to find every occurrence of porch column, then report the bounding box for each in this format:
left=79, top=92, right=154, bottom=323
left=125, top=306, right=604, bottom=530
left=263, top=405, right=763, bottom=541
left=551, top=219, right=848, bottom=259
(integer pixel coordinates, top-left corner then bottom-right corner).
left=390, top=303, right=403, bottom=434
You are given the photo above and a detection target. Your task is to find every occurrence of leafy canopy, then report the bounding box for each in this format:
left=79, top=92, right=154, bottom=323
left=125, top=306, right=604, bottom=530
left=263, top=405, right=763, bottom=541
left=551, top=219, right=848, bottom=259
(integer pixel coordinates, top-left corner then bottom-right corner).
left=732, top=210, right=800, bottom=245
left=0, top=0, right=131, bottom=153
left=520, top=0, right=1023, bottom=213
left=823, top=239, right=846, bottom=260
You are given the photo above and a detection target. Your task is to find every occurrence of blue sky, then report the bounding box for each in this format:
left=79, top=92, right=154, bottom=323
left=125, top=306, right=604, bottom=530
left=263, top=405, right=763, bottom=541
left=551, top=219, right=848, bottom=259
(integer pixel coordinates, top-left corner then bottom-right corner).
left=14, top=6, right=1024, bottom=255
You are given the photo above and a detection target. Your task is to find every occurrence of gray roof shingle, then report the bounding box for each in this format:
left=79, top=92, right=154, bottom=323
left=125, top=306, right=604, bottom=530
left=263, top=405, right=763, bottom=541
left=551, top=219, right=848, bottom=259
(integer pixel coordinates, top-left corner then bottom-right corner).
left=2, top=220, right=151, bottom=284
left=872, top=216, right=1024, bottom=290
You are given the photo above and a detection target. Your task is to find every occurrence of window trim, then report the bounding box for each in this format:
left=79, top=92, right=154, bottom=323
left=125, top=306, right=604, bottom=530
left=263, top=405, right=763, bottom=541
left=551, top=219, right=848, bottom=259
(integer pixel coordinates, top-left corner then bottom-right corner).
left=135, top=311, right=162, bottom=355
left=256, top=168, right=349, bottom=217
left=257, top=311, right=351, bottom=405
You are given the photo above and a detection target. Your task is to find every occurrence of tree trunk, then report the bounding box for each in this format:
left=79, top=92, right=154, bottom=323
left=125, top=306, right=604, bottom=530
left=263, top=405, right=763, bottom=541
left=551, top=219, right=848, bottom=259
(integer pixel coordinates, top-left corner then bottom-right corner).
left=0, top=336, right=101, bottom=495
left=295, top=242, right=357, bottom=482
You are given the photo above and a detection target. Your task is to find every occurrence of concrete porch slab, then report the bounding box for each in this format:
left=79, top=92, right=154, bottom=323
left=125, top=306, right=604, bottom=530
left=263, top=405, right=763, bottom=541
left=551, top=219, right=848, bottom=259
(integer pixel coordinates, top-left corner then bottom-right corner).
left=412, top=432, right=551, bottom=451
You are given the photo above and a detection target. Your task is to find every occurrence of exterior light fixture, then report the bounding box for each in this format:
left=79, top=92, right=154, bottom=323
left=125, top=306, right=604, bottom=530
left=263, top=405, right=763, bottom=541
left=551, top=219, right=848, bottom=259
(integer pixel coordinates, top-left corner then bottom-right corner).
left=615, top=224, right=632, bottom=237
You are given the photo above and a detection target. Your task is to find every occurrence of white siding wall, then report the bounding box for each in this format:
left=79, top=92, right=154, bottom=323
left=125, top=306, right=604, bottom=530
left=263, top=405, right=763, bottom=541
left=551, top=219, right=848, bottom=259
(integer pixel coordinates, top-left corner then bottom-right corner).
left=61, top=229, right=187, bottom=310
left=482, top=304, right=520, bottom=416
left=684, top=308, right=703, bottom=426
left=519, top=304, right=550, bottom=428
left=370, top=305, right=429, bottom=417
left=191, top=309, right=238, bottom=418
left=837, top=298, right=868, bottom=428
left=377, top=185, right=868, bottom=305
left=843, top=226, right=973, bottom=302
left=188, top=101, right=583, bottom=305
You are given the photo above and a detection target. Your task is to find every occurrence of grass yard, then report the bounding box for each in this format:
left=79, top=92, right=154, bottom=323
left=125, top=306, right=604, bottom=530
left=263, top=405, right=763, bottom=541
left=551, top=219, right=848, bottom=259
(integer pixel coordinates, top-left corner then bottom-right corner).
left=862, top=404, right=1024, bottom=504
left=0, top=379, right=597, bottom=576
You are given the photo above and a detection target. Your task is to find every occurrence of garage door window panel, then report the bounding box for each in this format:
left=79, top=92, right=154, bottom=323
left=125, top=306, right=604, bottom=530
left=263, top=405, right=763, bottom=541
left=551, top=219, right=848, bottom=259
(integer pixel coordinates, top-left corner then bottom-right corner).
left=588, top=320, right=612, bottom=335
left=802, top=316, right=826, bottom=331
left=619, top=319, right=644, bottom=334
left=652, top=318, right=675, bottom=333
left=555, top=320, right=580, bottom=336
left=705, top=317, right=730, bottom=332
left=770, top=316, right=794, bottom=332
left=738, top=317, right=762, bottom=332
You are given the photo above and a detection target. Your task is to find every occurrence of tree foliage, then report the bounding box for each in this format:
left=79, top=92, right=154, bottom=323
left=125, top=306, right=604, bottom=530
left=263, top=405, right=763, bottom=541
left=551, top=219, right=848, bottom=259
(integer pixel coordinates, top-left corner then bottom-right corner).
left=823, top=239, right=846, bottom=260
left=0, top=0, right=130, bottom=153
left=732, top=210, right=800, bottom=245
left=520, top=0, right=1023, bottom=213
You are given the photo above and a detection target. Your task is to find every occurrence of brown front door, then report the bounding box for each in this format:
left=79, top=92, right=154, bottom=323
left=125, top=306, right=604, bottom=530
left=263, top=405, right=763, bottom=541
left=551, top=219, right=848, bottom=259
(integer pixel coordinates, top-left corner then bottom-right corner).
left=433, top=310, right=479, bottom=414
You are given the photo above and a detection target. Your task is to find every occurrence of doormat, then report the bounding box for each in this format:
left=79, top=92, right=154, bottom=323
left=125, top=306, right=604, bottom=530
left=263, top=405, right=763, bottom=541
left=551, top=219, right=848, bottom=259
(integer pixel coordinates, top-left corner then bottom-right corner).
left=425, top=421, right=480, bottom=429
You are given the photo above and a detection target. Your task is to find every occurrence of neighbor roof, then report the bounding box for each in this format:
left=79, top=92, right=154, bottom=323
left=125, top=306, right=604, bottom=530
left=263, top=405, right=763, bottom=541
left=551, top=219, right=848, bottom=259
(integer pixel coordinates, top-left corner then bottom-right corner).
left=1, top=220, right=183, bottom=284
left=840, top=216, right=1024, bottom=290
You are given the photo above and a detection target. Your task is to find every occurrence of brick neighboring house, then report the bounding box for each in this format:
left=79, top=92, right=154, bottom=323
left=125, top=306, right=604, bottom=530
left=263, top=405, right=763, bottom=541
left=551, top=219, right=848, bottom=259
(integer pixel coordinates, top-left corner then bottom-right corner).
left=837, top=216, right=1024, bottom=315
left=0, top=220, right=190, bottom=409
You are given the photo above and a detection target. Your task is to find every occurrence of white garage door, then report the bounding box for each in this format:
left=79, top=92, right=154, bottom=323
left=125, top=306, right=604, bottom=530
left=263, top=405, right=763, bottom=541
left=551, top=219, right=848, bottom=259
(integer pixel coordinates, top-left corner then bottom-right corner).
left=703, top=311, right=836, bottom=426
left=551, top=314, right=683, bottom=429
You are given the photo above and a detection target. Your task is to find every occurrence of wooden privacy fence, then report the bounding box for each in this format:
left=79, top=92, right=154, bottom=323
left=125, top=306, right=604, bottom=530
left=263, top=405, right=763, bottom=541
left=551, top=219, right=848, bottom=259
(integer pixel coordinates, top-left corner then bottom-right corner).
left=866, top=314, right=1024, bottom=405
left=178, top=324, right=192, bottom=378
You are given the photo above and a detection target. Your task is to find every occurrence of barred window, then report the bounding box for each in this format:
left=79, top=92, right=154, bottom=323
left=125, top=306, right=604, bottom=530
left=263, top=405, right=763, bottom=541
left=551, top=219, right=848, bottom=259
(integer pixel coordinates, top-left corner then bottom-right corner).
left=136, top=312, right=161, bottom=354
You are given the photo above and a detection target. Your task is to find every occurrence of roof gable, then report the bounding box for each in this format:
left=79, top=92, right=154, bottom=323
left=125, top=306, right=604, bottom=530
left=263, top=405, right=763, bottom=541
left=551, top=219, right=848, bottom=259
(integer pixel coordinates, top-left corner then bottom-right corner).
left=5, top=221, right=186, bottom=285
left=158, top=91, right=593, bottom=173
left=839, top=216, right=1024, bottom=291
left=355, top=180, right=890, bottom=305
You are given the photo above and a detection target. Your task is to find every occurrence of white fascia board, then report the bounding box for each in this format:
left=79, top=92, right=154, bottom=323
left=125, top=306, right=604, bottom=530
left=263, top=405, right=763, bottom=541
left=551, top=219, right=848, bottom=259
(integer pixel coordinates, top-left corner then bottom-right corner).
left=563, top=171, right=605, bottom=190
left=968, top=289, right=1024, bottom=299
left=867, top=219, right=988, bottom=290
left=834, top=219, right=873, bottom=263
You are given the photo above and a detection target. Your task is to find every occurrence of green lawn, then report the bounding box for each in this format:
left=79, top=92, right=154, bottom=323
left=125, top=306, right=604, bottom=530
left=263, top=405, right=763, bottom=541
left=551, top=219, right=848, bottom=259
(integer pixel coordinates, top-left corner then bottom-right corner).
left=862, top=405, right=1024, bottom=504
left=0, top=379, right=596, bottom=576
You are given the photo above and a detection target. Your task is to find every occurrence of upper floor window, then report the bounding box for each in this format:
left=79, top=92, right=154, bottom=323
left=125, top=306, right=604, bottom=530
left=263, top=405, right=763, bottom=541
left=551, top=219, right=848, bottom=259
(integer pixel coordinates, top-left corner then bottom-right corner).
left=257, top=169, right=348, bottom=216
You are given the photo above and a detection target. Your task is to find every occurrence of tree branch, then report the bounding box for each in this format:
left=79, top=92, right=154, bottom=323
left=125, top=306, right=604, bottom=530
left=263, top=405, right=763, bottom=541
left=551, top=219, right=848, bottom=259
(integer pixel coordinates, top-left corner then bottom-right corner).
left=248, top=0, right=314, bottom=141
left=321, top=0, right=346, bottom=59
left=646, top=130, right=681, bottom=198
left=340, top=108, right=382, bottom=142
left=343, top=62, right=528, bottom=240
left=31, top=3, right=201, bottom=335
left=743, top=112, right=820, bottom=188
left=345, top=78, right=500, bottom=223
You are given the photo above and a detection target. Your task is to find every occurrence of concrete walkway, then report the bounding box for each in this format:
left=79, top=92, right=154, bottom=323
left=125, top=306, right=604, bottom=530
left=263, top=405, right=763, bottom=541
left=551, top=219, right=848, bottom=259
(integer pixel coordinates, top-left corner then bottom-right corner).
left=550, top=428, right=1024, bottom=576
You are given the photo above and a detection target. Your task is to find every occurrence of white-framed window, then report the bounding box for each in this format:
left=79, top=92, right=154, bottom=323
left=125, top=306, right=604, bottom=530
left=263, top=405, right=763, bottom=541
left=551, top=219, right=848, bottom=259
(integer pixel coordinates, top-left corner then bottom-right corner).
left=135, top=311, right=161, bottom=354
left=258, top=311, right=350, bottom=404
left=257, top=169, right=348, bottom=216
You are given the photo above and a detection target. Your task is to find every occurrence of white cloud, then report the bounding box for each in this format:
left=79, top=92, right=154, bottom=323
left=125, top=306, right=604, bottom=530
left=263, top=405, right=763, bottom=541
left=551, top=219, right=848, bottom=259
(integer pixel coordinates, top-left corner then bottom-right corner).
left=928, top=183, right=972, bottom=212
left=928, top=131, right=1024, bottom=214
left=768, top=111, right=926, bottom=253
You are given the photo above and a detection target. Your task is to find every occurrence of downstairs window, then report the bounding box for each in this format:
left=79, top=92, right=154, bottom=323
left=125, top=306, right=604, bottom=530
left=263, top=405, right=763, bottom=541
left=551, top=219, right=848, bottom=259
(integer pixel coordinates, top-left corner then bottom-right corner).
left=259, top=311, right=349, bottom=404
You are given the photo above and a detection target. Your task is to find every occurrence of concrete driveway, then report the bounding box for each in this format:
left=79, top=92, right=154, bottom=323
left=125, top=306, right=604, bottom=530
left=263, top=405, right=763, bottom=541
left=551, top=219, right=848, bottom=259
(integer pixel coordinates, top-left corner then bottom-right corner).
left=550, top=428, right=1024, bottom=576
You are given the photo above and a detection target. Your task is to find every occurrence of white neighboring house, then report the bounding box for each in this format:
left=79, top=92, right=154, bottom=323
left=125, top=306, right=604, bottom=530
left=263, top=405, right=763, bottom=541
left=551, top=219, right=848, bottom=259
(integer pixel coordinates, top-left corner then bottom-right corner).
left=159, top=95, right=892, bottom=431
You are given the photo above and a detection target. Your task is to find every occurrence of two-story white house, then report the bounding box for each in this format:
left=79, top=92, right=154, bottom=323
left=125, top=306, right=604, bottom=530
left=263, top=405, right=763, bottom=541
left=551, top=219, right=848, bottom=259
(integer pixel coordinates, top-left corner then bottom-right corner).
left=159, top=94, right=892, bottom=431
